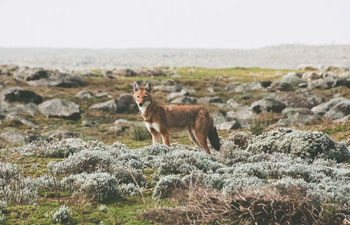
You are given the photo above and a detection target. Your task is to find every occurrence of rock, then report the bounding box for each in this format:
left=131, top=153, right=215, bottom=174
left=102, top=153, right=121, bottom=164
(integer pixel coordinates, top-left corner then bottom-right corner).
left=216, top=119, right=241, bottom=130
left=89, top=99, right=117, bottom=113
left=197, top=96, right=223, bottom=104
left=81, top=120, right=97, bottom=127
left=301, top=72, right=321, bottom=81
left=212, top=112, right=228, bottom=126
left=307, top=74, right=338, bottom=89
left=153, top=85, right=182, bottom=93
left=0, top=129, right=38, bottom=145
left=95, top=92, right=110, bottom=98
left=137, top=67, right=166, bottom=76
left=225, top=81, right=264, bottom=92
left=297, top=64, right=322, bottom=71
left=250, top=97, right=286, bottom=114
left=0, top=64, right=19, bottom=76
left=104, top=69, right=137, bottom=78
left=4, top=113, right=39, bottom=128
left=312, top=97, right=350, bottom=121
left=166, top=90, right=189, bottom=102
left=207, top=87, right=215, bottom=93
left=226, top=99, right=241, bottom=108
left=116, top=94, right=137, bottom=113
left=326, top=65, right=349, bottom=74
left=276, top=91, right=324, bottom=109
left=226, top=107, right=254, bottom=128
left=0, top=102, right=39, bottom=117
left=280, top=72, right=306, bottom=87
left=170, top=96, right=196, bottom=105
left=268, top=81, right=293, bottom=91
left=39, top=98, right=81, bottom=120
left=1, top=87, right=43, bottom=104
left=76, top=90, right=94, bottom=99
left=162, top=79, right=176, bottom=86
left=109, top=119, right=141, bottom=132
left=276, top=107, right=316, bottom=127
left=260, top=80, right=272, bottom=88
left=13, top=67, right=84, bottom=87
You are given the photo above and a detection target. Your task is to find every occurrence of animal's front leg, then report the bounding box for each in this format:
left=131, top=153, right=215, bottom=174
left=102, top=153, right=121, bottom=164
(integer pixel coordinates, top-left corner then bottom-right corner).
left=150, top=128, right=160, bottom=144
left=160, top=132, right=170, bottom=146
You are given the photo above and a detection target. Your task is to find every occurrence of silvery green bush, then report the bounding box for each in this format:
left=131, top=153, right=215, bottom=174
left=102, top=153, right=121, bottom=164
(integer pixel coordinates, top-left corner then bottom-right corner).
left=0, top=162, right=18, bottom=180
left=48, top=150, right=118, bottom=174
left=120, top=183, right=143, bottom=196
left=51, top=205, right=72, bottom=224
left=0, top=177, right=39, bottom=204
left=61, top=172, right=120, bottom=202
left=153, top=175, right=184, bottom=200
left=247, top=128, right=350, bottom=162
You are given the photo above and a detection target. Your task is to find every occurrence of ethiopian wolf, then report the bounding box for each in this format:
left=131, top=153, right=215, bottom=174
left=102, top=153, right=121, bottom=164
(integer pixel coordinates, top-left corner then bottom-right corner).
left=133, top=82, right=220, bottom=154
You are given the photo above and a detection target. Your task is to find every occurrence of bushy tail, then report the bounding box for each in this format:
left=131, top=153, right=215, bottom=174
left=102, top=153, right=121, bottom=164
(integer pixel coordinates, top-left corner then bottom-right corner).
left=208, top=123, right=220, bottom=151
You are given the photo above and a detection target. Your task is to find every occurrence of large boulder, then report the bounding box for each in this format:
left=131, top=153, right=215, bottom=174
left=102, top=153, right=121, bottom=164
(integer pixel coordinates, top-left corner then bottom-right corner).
left=0, top=64, right=19, bottom=76
left=297, top=64, right=322, bottom=71
left=311, top=97, right=350, bottom=121
left=75, top=90, right=94, bottom=99
left=89, top=99, right=117, bottom=113
left=39, top=98, right=81, bottom=120
left=276, top=108, right=317, bottom=127
left=116, top=94, right=137, bottom=113
left=280, top=72, right=306, bottom=87
left=307, top=74, right=338, bottom=89
left=268, top=81, right=293, bottom=91
left=226, top=107, right=255, bottom=128
left=0, top=129, right=38, bottom=145
left=0, top=102, right=39, bottom=117
left=250, top=97, right=286, bottom=114
left=1, top=87, right=43, bottom=104
left=276, top=91, right=324, bottom=109
left=13, top=67, right=84, bottom=87
left=326, top=65, right=349, bottom=74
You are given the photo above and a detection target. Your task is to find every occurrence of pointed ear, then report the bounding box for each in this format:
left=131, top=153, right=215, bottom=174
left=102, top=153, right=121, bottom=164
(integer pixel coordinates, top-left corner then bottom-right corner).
left=145, top=82, right=152, bottom=92
left=133, top=82, right=140, bottom=92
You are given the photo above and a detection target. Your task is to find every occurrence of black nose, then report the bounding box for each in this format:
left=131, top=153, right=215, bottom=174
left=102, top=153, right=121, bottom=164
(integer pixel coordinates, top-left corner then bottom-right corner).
left=139, top=103, right=143, bottom=107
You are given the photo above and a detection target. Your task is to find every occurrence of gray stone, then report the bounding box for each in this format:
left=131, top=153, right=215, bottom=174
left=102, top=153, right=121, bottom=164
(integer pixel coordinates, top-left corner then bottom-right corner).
left=13, top=67, right=84, bottom=87
left=154, top=85, right=182, bottom=93
left=250, top=97, right=286, bottom=114
left=301, top=72, right=321, bottom=81
left=4, top=113, right=39, bottom=128
left=89, top=99, right=117, bottom=113
left=39, top=98, right=81, bottom=120
left=276, top=107, right=316, bottom=127
left=268, top=81, right=293, bottom=91
left=0, top=64, right=19, bottom=76
left=226, top=99, right=241, bottom=108
left=226, top=107, right=254, bottom=128
left=307, top=74, right=337, bottom=89
left=276, top=91, right=324, bottom=109
left=212, top=112, right=228, bottom=126
left=225, top=81, right=264, bottom=92
left=326, top=65, right=349, bottom=74
left=1, top=87, right=42, bottom=104
left=170, top=96, right=196, bottom=105
left=0, top=102, right=39, bottom=117
left=167, top=90, right=189, bottom=102
left=116, top=93, right=137, bottom=113
left=297, top=64, right=322, bottom=71
left=0, top=129, right=38, bottom=145
left=280, top=72, right=306, bottom=87
left=312, top=97, right=350, bottom=120
left=197, top=96, right=223, bottom=104
left=216, top=119, right=241, bottom=130
left=76, top=90, right=94, bottom=99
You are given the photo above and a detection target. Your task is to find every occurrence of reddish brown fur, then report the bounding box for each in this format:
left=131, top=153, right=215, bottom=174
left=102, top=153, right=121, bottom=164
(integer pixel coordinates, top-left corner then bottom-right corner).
left=133, top=82, right=220, bottom=154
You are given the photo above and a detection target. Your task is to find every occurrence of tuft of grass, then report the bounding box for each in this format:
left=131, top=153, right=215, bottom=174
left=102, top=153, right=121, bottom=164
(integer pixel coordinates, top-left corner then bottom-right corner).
left=129, top=125, right=152, bottom=141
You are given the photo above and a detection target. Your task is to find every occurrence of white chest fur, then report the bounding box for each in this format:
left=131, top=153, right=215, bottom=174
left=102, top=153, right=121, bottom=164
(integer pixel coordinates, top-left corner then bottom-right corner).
left=138, top=101, right=150, bottom=114
left=145, top=122, right=160, bottom=133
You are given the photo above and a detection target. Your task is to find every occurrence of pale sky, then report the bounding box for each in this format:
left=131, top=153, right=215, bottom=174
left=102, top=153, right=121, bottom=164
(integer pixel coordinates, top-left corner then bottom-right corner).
left=0, top=0, right=349, bottom=49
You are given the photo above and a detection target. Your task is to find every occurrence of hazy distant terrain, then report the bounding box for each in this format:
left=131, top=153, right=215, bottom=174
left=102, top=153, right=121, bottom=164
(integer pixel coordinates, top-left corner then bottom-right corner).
left=1, top=45, right=350, bottom=70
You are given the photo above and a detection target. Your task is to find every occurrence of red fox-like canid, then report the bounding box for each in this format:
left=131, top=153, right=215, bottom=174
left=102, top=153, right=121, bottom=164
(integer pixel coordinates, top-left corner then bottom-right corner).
left=133, top=82, right=220, bottom=154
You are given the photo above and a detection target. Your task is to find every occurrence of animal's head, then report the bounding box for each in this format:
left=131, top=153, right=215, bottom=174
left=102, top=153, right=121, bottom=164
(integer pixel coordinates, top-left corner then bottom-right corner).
left=133, top=82, right=152, bottom=107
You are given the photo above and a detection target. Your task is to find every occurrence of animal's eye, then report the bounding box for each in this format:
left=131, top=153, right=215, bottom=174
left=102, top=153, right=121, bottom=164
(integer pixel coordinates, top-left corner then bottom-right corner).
left=137, top=96, right=140, bottom=98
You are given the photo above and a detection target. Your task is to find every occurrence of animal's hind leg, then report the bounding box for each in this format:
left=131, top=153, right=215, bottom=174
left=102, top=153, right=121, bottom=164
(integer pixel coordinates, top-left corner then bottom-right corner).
left=187, top=129, right=201, bottom=149
left=193, top=129, right=211, bottom=154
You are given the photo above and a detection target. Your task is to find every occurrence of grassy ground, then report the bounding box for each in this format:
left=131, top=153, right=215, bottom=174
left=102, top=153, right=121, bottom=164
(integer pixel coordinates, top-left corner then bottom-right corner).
left=1, top=67, right=350, bottom=224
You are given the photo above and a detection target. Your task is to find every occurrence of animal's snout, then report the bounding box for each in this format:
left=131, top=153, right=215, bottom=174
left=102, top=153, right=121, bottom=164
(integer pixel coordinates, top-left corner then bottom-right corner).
left=139, top=103, right=143, bottom=107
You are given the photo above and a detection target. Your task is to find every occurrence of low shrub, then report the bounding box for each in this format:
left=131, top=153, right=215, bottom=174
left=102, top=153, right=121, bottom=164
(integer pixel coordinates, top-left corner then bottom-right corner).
left=51, top=205, right=72, bottom=224
left=61, top=172, right=120, bottom=202
left=129, top=125, right=151, bottom=141
left=152, top=175, right=184, bottom=200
